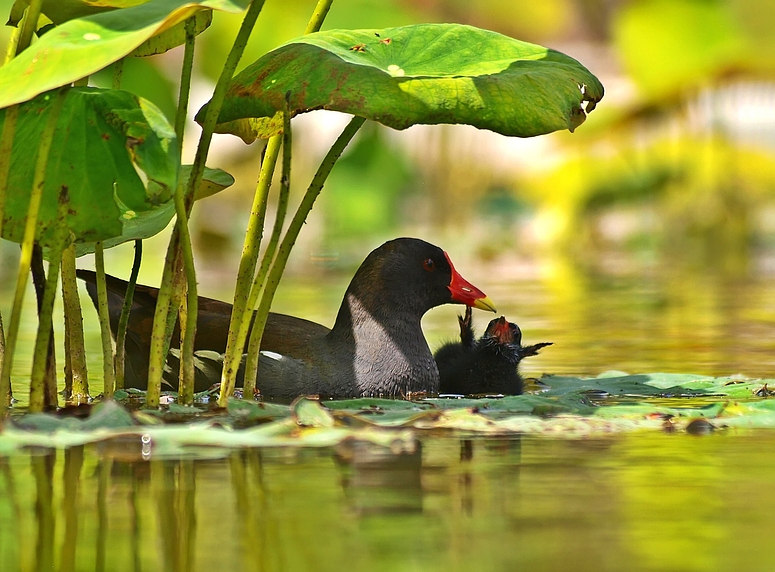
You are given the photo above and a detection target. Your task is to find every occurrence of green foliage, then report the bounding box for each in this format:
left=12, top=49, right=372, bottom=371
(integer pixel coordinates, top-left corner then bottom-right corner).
left=321, top=123, right=414, bottom=240
left=0, top=0, right=250, bottom=110
left=613, top=0, right=748, bottom=99
left=131, top=8, right=213, bottom=56
left=86, top=163, right=235, bottom=259
left=92, top=57, right=179, bottom=120
left=0, top=87, right=178, bottom=248
left=9, top=0, right=149, bottom=25
left=205, top=23, right=604, bottom=141
left=0, top=0, right=605, bottom=413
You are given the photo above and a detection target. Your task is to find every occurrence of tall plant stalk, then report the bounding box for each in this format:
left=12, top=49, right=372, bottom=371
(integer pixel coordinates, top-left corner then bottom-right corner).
left=30, top=244, right=59, bottom=410
left=250, top=116, right=365, bottom=362
left=94, top=243, right=116, bottom=398
left=16, top=0, right=43, bottom=56
left=0, top=103, right=18, bottom=418
left=107, top=61, right=141, bottom=394
left=304, top=0, right=335, bottom=34
left=240, top=107, right=293, bottom=398
left=173, top=17, right=200, bottom=405
left=0, top=106, right=19, bottom=234
left=0, top=0, right=42, bottom=418
left=28, top=244, right=62, bottom=412
left=3, top=20, right=20, bottom=63
left=114, top=240, right=142, bottom=391
left=61, top=243, right=89, bottom=403
left=145, top=0, right=267, bottom=408
left=218, top=0, right=335, bottom=400
left=172, top=190, right=197, bottom=404
left=111, top=59, right=125, bottom=92
left=29, top=184, right=71, bottom=412
left=0, top=317, right=5, bottom=409
left=0, top=88, right=66, bottom=413
left=219, top=135, right=281, bottom=394
left=217, top=115, right=365, bottom=406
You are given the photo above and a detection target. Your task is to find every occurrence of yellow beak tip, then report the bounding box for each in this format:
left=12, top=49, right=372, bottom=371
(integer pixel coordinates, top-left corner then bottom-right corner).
left=472, top=296, right=497, bottom=313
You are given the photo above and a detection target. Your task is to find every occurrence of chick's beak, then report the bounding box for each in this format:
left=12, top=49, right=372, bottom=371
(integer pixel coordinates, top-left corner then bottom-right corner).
left=444, top=252, right=497, bottom=313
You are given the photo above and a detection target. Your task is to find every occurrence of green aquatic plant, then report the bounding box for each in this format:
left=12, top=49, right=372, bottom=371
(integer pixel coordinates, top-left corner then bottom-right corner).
left=0, top=0, right=602, bottom=416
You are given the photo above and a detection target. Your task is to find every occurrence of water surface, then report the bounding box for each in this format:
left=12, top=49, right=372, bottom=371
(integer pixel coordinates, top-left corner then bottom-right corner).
left=2, top=432, right=775, bottom=571
left=3, top=254, right=775, bottom=571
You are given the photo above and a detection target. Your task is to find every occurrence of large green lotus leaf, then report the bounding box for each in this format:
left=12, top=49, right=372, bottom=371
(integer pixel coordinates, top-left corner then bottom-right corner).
left=74, top=165, right=235, bottom=256
left=0, top=87, right=178, bottom=248
left=0, top=0, right=250, bottom=109
left=203, top=24, right=604, bottom=142
left=9, top=0, right=214, bottom=56
left=8, top=0, right=148, bottom=26
left=131, top=8, right=212, bottom=57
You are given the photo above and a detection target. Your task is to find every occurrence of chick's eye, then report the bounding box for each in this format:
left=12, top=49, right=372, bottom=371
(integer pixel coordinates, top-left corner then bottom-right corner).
left=423, top=258, right=435, bottom=272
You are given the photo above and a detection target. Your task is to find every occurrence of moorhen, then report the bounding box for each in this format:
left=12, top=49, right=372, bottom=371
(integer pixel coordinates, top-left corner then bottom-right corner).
left=434, top=306, right=552, bottom=396
left=77, top=238, right=496, bottom=398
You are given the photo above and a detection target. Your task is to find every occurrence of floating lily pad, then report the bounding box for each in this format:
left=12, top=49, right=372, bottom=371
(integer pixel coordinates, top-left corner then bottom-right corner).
left=202, top=23, right=604, bottom=143
left=11, top=400, right=135, bottom=433
left=0, top=87, right=178, bottom=249
left=293, top=397, right=335, bottom=428
left=0, top=0, right=250, bottom=109
left=1, top=373, right=774, bottom=455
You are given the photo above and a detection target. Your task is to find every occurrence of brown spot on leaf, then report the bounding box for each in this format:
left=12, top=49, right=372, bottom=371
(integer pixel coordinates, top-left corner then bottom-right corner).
left=349, top=44, right=366, bottom=53
left=380, top=38, right=392, bottom=45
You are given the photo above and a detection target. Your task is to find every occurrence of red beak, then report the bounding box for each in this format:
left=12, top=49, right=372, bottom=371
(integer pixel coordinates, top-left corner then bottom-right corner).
left=444, top=252, right=496, bottom=312
left=488, top=317, right=513, bottom=343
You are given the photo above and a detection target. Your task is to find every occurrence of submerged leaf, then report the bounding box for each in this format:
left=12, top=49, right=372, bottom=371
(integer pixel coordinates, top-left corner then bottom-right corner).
left=11, top=401, right=135, bottom=433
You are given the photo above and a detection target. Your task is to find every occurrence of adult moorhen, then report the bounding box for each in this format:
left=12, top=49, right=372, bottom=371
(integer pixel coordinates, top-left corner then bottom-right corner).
left=77, top=238, right=496, bottom=398
left=434, top=306, right=552, bottom=396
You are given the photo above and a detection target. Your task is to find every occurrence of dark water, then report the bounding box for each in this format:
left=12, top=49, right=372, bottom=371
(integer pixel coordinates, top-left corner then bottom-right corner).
left=4, top=255, right=775, bottom=570
left=2, top=432, right=775, bottom=571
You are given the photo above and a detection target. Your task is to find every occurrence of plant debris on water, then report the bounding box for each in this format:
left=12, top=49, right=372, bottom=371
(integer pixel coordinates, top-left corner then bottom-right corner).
left=3, top=372, right=775, bottom=455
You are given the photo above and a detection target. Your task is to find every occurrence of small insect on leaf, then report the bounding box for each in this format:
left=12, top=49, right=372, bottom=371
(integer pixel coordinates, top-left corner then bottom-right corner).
left=380, top=38, right=392, bottom=45
left=350, top=44, right=367, bottom=52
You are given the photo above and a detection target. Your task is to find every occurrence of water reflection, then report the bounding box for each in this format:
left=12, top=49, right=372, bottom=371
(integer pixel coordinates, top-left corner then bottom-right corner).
left=4, top=433, right=775, bottom=571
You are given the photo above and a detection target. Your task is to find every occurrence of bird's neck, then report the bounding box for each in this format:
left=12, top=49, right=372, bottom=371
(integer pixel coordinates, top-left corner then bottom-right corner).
left=332, top=288, right=419, bottom=331
left=328, top=292, right=438, bottom=396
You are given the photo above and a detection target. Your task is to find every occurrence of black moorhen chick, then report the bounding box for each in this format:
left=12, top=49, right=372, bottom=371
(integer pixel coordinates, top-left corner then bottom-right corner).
left=77, top=238, right=496, bottom=398
left=434, top=307, right=552, bottom=396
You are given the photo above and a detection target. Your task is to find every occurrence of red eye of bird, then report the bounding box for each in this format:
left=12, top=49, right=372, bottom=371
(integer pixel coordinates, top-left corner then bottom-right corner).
left=423, top=258, right=435, bottom=272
